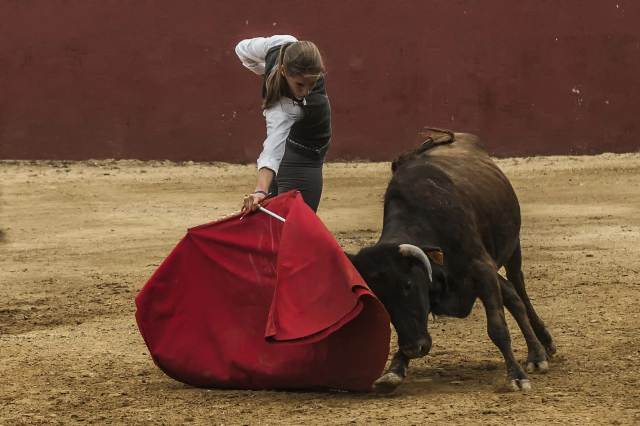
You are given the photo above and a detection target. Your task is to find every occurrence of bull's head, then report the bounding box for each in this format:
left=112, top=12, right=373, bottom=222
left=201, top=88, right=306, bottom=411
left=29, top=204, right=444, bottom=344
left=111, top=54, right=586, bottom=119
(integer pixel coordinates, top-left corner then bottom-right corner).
left=347, top=243, right=444, bottom=359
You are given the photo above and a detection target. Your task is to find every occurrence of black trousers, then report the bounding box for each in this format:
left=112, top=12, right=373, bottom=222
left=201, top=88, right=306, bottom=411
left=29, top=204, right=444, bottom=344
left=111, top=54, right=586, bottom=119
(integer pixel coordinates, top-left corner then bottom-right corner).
left=269, top=146, right=324, bottom=212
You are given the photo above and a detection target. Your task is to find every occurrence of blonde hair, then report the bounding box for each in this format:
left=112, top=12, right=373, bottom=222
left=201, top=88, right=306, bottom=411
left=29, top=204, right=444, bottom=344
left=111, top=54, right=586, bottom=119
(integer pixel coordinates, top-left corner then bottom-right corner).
left=263, top=41, right=325, bottom=109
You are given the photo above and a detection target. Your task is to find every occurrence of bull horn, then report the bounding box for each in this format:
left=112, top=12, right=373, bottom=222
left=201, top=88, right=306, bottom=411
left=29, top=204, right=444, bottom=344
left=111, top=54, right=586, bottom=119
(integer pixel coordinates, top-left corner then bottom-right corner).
left=398, top=244, right=433, bottom=282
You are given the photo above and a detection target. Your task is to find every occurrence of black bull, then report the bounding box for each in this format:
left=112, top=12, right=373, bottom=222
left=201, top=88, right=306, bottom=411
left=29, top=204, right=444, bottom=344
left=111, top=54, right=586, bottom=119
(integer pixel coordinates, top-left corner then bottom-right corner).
left=347, top=131, right=556, bottom=393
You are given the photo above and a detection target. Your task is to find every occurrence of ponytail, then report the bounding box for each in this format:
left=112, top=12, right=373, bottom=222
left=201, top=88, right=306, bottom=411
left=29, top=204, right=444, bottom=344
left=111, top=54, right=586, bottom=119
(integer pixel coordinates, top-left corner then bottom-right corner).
left=262, top=44, right=290, bottom=109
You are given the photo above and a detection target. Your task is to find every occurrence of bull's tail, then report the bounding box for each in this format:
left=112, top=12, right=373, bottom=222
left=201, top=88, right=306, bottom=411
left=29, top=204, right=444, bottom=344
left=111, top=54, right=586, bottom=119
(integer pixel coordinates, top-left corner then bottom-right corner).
left=391, top=127, right=455, bottom=173
left=419, top=127, right=456, bottom=146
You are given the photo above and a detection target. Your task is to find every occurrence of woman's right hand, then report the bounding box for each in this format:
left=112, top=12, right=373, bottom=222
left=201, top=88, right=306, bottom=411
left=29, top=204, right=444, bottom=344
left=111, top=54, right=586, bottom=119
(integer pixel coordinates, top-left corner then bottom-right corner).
left=241, top=192, right=268, bottom=215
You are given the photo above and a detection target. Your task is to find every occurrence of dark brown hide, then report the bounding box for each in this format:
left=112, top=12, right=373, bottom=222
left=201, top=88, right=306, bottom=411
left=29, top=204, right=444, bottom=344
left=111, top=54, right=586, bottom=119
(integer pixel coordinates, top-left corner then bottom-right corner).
left=351, top=131, right=555, bottom=393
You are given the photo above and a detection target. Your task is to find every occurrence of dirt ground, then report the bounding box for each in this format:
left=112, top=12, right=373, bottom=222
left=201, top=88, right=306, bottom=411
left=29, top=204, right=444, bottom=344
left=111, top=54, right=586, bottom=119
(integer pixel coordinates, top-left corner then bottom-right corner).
left=1, top=152, right=639, bottom=425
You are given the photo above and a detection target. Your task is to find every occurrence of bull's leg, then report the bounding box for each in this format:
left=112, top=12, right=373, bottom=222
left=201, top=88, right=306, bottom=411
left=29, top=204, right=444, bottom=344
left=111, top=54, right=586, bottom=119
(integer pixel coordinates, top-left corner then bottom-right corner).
left=373, top=350, right=409, bottom=393
left=474, top=262, right=531, bottom=391
left=498, top=275, right=549, bottom=373
left=505, top=242, right=556, bottom=357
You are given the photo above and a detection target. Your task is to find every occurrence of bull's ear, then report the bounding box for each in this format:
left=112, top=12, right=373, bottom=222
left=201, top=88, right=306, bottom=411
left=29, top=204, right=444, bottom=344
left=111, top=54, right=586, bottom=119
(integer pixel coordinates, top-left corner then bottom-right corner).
left=423, top=247, right=444, bottom=265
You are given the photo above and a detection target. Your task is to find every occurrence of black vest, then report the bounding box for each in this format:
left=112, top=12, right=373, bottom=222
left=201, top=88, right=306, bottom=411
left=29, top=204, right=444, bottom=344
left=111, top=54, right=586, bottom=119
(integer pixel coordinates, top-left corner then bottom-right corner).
left=263, top=44, right=332, bottom=159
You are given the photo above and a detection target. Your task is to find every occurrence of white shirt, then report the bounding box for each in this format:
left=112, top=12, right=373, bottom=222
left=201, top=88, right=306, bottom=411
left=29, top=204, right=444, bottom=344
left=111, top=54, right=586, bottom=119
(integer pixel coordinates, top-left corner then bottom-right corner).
left=235, top=35, right=302, bottom=174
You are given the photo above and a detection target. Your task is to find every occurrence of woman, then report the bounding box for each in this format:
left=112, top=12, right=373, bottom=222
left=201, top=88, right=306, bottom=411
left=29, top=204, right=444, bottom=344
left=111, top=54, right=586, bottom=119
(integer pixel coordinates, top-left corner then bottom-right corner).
left=235, top=35, right=331, bottom=214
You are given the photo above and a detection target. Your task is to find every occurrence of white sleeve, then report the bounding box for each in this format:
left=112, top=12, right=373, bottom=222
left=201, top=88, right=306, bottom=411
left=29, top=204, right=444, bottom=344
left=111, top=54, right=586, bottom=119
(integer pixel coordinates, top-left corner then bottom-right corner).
left=257, top=100, right=303, bottom=174
left=234, top=35, right=298, bottom=75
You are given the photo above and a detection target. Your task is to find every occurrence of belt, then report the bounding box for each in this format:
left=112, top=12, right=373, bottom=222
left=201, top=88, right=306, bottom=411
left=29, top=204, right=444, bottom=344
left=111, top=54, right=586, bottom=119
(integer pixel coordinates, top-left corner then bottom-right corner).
left=286, top=138, right=331, bottom=160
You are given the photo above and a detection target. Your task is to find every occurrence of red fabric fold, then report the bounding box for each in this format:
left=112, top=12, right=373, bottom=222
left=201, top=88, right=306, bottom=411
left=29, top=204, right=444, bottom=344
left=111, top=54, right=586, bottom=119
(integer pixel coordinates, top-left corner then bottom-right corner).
left=135, top=191, right=390, bottom=391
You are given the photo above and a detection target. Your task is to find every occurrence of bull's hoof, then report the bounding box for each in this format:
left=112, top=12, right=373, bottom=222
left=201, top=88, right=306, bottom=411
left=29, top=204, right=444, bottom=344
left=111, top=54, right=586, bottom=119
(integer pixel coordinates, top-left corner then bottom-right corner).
left=526, top=360, right=549, bottom=374
left=373, top=372, right=404, bottom=394
left=509, top=378, right=532, bottom=392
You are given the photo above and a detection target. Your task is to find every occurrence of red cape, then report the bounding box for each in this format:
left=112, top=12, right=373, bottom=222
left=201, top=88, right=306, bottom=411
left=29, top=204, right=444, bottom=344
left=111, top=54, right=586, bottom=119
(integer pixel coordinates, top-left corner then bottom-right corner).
left=135, top=191, right=390, bottom=391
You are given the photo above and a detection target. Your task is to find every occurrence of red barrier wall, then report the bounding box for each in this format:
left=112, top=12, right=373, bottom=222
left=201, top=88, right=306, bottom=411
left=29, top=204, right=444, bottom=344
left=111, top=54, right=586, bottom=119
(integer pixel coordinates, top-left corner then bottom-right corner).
left=1, top=1, right=639, bottom=161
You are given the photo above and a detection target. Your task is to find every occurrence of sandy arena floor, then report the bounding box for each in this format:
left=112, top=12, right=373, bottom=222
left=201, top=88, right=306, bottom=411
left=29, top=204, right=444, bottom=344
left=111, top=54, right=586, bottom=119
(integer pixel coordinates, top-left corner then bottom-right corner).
left=1, top=153, right=639, bottom=425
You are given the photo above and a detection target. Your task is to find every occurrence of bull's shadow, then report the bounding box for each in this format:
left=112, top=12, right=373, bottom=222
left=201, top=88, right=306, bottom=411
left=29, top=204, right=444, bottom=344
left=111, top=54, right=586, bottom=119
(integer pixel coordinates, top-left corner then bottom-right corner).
left=386, top=359, right=507, bottom=396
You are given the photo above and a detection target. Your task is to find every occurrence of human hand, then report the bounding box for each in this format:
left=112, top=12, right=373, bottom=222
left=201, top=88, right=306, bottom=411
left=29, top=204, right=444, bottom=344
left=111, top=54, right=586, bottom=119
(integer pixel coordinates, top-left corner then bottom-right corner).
left=241, top=191, right=268, bottom=215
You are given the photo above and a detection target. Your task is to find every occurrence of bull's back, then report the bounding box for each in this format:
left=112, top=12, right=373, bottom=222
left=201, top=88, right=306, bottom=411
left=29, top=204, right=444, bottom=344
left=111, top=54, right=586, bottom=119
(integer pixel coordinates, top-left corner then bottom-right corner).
left=389, top=133, right=520, bottom=265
